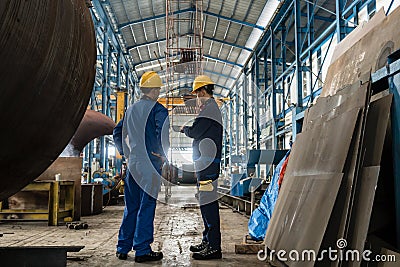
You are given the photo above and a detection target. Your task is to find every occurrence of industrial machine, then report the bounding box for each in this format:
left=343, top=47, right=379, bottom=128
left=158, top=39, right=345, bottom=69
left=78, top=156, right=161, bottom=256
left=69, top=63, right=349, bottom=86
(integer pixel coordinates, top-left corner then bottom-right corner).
left=230, top=149, right=287, bottom=197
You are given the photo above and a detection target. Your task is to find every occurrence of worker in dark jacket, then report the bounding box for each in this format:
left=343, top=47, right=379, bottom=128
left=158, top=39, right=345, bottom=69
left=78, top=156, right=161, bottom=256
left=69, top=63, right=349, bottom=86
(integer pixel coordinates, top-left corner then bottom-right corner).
left=181, top=75, right=223, bottom=260
left=114, top=71, right=169, bottom=263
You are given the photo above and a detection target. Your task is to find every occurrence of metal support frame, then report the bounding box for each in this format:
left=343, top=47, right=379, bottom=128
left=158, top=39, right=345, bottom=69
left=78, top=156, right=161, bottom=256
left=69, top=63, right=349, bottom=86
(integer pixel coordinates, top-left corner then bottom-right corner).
left=372, top=55, right=400, bottom=247
left=235, top=86, right=240, bottom=155
left=229, top=99, right=234, bottom=174
left=336, top=0, right=346, bottom=42
left=127, top=36, right=251, bottom=52
left=254, top=55, right=261, bottom=150
left=100, top=26, right=109, bottom=169
left=226, top=0, right=375, bottom=164
left=86, top=1, right=140, bottom=176
left=270, top=28, right=278, bottom=149
left=0, top=180, right=75, bottom=226
left=292, top=0, right=303, bottom=139
left=119, top=8, right=264, bottom=30
left=243, top=75, right=249, bottom=151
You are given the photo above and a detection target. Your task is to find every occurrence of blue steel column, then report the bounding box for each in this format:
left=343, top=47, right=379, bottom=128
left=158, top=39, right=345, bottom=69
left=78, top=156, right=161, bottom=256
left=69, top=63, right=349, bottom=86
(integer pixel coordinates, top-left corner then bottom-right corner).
left=100, top=27, right=109, bottom=169
left=307, top=1, right=315, bottom=102
left=263, top=48, right=269, bottom=149
left=270, top=28, right=278, bottom=149
left=243, top=76, right=249, bottom=151
left=255, top=56, right=260, bottom=150
left=125, top=69, right=130, bottom=105
left=280, top=27, right=287, bottom=133
left=389, top=68, right=400, bottom=246
left=264, top=48, right=268, bottom=98
left=116, top=52, right=122, bottom=91
left=222, top=106, right=225, bottom=168
left=115, top=52, right=122, bottom=175
left=281, top=26, right=287, bottom=75
left=235, top=85, right=240, bottom=155
left=353, top=3, right=359, bottom=26
left=249, top=62, right=255, bottom=147
left=106, top=52, right=112, bottom=118
left=336, top=0, right=346, bottom=42
left=292, top=0, right=303, bottom=139
left=229, top=99, right=233, bottom=173
left=222, top=106, right=228, bottom=170
left=104, top=50, right=113, bottom=172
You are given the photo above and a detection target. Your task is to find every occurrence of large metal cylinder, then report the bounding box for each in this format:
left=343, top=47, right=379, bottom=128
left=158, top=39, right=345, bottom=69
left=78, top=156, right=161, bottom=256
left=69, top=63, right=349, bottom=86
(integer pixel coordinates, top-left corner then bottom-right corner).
left=0, top=1, right=96, bottom=200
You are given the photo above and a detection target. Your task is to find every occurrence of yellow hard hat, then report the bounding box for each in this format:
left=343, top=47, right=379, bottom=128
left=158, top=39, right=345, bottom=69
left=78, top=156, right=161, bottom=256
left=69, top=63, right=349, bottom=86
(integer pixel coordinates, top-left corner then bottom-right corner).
left=140, top=71, right=163, bottom=88
left=192, top=75, right=215, bottom=93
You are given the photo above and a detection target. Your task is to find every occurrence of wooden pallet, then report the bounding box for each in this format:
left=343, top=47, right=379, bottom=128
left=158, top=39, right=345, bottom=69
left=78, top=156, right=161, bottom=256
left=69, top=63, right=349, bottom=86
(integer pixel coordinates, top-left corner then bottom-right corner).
left=235, top=235, right=265, bottom=254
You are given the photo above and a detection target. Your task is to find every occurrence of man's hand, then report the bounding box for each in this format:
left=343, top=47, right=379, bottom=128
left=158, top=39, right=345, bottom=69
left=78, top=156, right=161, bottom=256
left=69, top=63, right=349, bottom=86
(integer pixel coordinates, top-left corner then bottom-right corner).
left=180, top=126, right=185, bottom=133
left=152, top=152, right=167, bottom=170
left=151, top=152, right=167, bottom=163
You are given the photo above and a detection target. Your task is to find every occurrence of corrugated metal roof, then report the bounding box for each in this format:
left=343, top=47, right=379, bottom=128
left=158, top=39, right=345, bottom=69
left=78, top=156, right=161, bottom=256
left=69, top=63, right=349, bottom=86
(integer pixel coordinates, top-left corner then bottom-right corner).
left=96, top=0, right=282, bottom=97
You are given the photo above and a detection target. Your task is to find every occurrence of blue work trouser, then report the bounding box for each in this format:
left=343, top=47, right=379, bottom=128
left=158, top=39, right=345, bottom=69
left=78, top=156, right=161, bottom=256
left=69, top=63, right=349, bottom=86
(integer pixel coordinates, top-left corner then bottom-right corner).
left=196, top=161, right=221, bottom=250
left=116, top=171, right=157, bottom=256
left=200, top=198, right=221, bottom=250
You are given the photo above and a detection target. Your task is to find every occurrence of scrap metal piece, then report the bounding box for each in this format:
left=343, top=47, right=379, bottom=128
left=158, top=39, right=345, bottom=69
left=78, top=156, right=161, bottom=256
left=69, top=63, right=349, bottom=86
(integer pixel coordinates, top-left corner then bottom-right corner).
left=0, top=246, right=84, bottom=267
left=285, top=107, right=360, bottom=177
left=317, top=82, right=370, bottom=266
left=265, top=173, right=343, bottom=267
left=362, top=94, right=393, bottom=166
left=304, top=82, right=365, bottom=125
left=0, top=1, right=96, bottom=200
left=347, top=166, right=381, bottom=267
left=329, top=9, right=386, bottom=64
left=265, top=107, right=360, bottom=266
left=346, top=94, right=393, bottom=267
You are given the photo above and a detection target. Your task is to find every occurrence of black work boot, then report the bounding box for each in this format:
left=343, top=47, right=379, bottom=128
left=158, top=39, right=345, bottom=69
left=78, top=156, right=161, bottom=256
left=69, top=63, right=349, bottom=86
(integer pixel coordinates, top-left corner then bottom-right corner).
left=135, top=251, right=163, bottom=263
left=190, top=241, right=209, bottom=252
left=192, top=246, right=222, bottom=260
left=116, top=251, right=128, bottom=260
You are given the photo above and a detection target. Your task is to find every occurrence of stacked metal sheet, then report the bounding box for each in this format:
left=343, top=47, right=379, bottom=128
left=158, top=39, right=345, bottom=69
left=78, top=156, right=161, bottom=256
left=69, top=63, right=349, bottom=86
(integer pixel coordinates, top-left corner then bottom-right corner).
left=263, top=6, right=398, bottom=267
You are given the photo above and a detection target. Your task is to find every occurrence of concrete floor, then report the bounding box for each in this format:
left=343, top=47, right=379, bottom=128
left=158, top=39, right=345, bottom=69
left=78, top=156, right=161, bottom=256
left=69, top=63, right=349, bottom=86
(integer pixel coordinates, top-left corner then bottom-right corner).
left=0, top=185, right=266, bottom=266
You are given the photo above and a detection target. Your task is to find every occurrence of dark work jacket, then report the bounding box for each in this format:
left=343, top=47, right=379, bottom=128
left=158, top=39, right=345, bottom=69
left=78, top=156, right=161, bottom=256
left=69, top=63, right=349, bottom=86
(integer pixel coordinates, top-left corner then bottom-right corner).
left=183, top=98, right=222, bottom=181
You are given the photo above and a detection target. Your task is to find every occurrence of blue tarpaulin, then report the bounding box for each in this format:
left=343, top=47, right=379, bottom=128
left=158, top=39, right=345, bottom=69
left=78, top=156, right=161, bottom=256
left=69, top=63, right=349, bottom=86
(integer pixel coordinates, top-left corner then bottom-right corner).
left=248, top=151, right=290, bottom=241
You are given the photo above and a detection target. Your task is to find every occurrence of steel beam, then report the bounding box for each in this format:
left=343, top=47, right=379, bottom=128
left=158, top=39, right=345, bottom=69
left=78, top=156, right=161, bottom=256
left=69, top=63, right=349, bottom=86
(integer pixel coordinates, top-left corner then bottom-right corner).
left=118, top=7, right=263, bottom=30
left=254, top=55, right=260, bottom=150
left=92, top=0, right=138, bottom=81
left=292, top=0, right=303, bottom=140
left=100, top=26, right=109, bottom=169
left=127, top=36, right=251, bottom=52
left=119, top=8, right=193, bottom=29
left=134, top=53, right=242, bottom=68
left=270, top=28, right=278, bottom=149
left=336, top=0, right=346, bottom=42
left=205, top=55, right=243, bottom=68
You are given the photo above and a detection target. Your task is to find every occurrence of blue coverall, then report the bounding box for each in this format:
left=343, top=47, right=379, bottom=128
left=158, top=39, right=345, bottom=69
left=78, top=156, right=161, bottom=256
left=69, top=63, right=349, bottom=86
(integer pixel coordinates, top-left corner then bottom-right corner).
left=114, top=95, right=169, bottom=256
left=182, top=97, right=223, bottom=250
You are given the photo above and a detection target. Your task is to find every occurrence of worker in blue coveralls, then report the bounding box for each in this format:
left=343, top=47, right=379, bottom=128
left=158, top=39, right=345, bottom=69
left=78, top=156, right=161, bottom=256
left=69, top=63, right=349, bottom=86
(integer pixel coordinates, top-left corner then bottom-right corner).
left=180, top=75, right=223, bottom=260
left=113, top=71, right=169, bottom=263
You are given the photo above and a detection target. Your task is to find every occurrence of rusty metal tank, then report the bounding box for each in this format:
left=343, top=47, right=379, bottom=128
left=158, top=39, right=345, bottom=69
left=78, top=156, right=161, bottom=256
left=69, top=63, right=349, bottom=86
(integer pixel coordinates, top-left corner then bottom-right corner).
left=0, top=1, right=96, bottom=200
